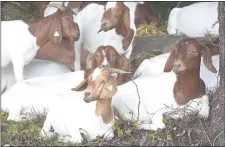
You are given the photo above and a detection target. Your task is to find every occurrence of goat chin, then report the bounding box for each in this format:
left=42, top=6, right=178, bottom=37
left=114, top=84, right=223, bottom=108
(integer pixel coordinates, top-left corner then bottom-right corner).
left=133, top=53, right=219, bottom=90
left=1, top=71, right=85, bottom=121
left=1, top=59, right=71, bottom=93
left=167, top=2, right=218, bottom=37
left=112, top=71, right=210, bottom=131
left=40, top=94, right=114, bottom=143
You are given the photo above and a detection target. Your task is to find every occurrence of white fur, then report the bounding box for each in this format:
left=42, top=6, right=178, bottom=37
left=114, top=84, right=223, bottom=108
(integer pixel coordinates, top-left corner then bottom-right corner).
left=1, top=70, right=85, bottom=121
left=1, top=20, right=39, bottom=82
left=1, top=59, right=71, bottom=93
left=112, top=71, right=210, bottom=131
left=167, top=2, right=219, bottom=37
left=44, top=1, right=80, bottom=17
left=40, top=92, right=114, bottom=143
left=133, top=54, right=220, bottom=89
left=74, top=2, right=138, bottom=70
left=39, top=68, right=114, bottom=143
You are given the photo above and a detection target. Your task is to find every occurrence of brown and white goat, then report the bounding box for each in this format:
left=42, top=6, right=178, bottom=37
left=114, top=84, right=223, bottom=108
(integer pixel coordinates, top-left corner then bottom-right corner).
left=40, top=67, right=130, bottom=143
left=74, top=38, right=215, bottom=131
left=34, top=4, right=80, bottom=71
left=85, top=45, right=131, bottom=84
left=1, top=3, right=79, bottom=82
left=74, top=2, right=139, bottom=71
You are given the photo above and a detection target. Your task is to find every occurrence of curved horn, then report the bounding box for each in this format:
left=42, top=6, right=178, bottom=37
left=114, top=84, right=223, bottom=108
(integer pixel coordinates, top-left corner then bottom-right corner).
left=107, top=68, right=132, bottom=74
left=44, top=3, right=67, bottom=11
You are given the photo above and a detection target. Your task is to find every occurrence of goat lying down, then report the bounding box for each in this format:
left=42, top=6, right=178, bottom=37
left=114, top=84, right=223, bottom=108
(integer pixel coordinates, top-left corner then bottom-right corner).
left=1, top=59, right=71, bottom=93
left=133, top=38, right=219, bottom=89
left=74, top=2, right=138, bottom=70
left=1, top=4, right=79, bottom=82
left=74, top=38, right=215, bottom=131
left=40, top=68, right=129, bottom=143
left=1, top=70, right=85, bottom=121
left=167, top=2, right=218, bottom=37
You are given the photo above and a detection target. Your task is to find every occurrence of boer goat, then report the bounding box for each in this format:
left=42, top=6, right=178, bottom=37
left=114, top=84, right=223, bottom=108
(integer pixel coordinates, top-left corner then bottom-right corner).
left=74, top=2, right=139, bottom=70
left=85, top=45, right=131, bottom=84
left=40, top=67, right=130, bottom=143
left=35, top=3, right=80, bottom=71
left=1, top=70, right=85, bottom=121
left=167, top=2, right=218, bottom=37
left=1, top=59, right=71, bottom=94
left=1, top=4, right=79, bottom=83
left=74, top=38, right=216, bottom=131
left=133, top=38, right=219, bottom=89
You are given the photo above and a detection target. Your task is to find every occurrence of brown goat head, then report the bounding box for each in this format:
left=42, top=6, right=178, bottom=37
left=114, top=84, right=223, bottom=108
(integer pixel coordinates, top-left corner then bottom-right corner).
left=99, top=2, right=135, bottom=50
left=28, top=3, right=80, bottom=49
left=71, top=67, right=130, bottom=102
left=135, top=3, right=159, bottom=27
left=88, top=45, right=131, bottom=84
left=163, top=38, right=217, bottom=74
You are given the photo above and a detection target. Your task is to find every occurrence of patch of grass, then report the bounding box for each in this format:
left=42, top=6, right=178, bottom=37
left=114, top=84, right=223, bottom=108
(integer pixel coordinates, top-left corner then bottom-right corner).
left=136, top=23, right=167, bottom=37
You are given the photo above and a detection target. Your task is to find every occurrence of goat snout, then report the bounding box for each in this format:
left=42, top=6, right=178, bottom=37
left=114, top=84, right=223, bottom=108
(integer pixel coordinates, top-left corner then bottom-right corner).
left=84, top=92, right=92, bottom=103
left=75, top=31, right=80, bottom=41
left=173, top=63, right=181, bottom=74
left=100, top=20, right=111, bottom=32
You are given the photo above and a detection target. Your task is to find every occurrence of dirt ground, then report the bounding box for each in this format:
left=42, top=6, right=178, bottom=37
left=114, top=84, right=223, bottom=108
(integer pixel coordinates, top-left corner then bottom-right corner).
left=1, top=1, right=225, bottom=146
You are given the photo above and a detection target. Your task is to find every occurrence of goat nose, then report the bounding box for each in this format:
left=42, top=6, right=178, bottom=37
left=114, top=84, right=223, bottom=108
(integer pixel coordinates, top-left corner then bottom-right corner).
left=102, top=64, right=108, bottom=68
left=76, top=32, right=80, bottom=37
left=84, top=92, right=91, bottom=98
left=101, top=21, right=107, bottom=26
left=173, top=64, right=181, bottom=73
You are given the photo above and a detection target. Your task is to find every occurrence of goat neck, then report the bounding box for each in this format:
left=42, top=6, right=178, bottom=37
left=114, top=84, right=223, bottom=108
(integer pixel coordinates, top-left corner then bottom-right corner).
left=174, top=66, right=205, bottom=105
left=95, top=98, right=113, bottom=124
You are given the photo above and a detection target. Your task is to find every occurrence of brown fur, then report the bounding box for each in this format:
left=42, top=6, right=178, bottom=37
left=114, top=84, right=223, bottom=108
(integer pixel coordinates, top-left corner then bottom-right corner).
left=26, top=9, right=79, bottom=48
left=205, top=37, right=219, bottom=56
left=26, top=8, right=80, bottom=70
left=87, top=45, right=131, bottom=84
left=100, top=2, right=135, bottom=51
left=135, top=2, right=159, bottom=28
left=164, top=38, right=217, bottom=105
left=35, top=39, right=75, bottom=71
left=72, top=69, right=117, bottom=124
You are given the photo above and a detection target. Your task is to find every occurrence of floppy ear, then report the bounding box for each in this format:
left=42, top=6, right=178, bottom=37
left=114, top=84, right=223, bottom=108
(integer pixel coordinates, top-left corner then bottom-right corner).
left=201, top=46, right=217, bottom=73
left=71, top=78, right=88, bottom=91
left=164, top=49, right=175, bottom=72
left=123, top=5, right=130, bottom=31
left=100, top=76, right=117, bottom=99
left=49, top=14, right=63, bottom=46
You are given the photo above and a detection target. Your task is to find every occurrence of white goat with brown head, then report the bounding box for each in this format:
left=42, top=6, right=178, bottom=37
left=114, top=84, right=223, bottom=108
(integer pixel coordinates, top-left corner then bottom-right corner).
left=40, top=67, right=130, bottom=143
left=1, top=3, right=79, bottom=82
left=74, top=2, right=139, bottom=71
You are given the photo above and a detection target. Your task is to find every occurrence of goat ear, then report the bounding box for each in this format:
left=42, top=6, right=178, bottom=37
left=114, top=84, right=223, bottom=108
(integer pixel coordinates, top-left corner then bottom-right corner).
left=100, top=76, right=117, bottom=99
left=123, top=6, right=130, bottom=31
left=71, top=78, right=88, bottom=91
left=49, top=16, right=63, bottom=45
left=201, top=46, right=217, bottom=73
left=164, top=49, right=175, bottom=72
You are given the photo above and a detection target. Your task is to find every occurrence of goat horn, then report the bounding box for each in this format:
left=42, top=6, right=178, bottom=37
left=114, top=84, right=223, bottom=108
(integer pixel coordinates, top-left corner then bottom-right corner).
left=97, top=29, right=102, bottom=33
left=107, top=68, right=132, bottom=74
left=44, top=3, right=67, bottom=11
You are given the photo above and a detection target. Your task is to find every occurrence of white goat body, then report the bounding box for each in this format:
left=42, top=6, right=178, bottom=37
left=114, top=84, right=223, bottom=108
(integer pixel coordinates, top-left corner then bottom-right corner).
left=133, top=54, right=220, bottom=89
left=1, top=20, right=39, bottom=82
left=112, top=71, right=209, bottom=131
left=40, top=93, right=114, bottom=143
left=74, top=2, right=137, bottom=70
left=1, top=70, right=84, bottom=121
left=167, top=2, right=218, bottom=37
left=1, top=59, right=71, bottom=92
left=44, top=1, right=80, bottom=17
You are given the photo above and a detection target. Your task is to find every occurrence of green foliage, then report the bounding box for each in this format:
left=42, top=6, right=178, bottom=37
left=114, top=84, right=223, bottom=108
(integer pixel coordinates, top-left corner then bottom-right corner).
left=167, top=134, right=172, bottom=141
